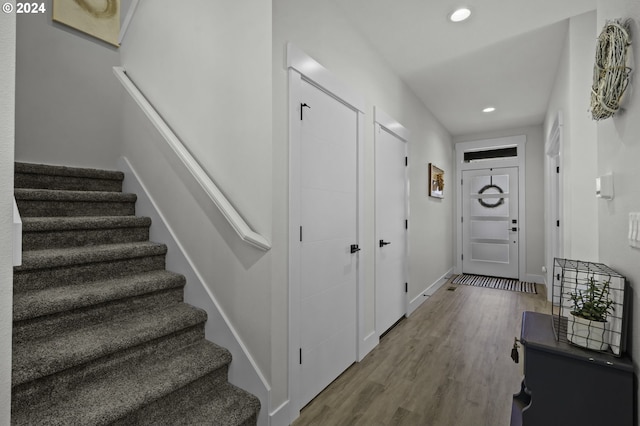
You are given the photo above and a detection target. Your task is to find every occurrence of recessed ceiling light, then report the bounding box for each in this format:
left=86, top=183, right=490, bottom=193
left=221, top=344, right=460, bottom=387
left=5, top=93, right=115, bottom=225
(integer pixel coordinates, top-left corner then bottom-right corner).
left=449, top=7, right=471, bottom=23
left=483, top=107, right=496, bottom=113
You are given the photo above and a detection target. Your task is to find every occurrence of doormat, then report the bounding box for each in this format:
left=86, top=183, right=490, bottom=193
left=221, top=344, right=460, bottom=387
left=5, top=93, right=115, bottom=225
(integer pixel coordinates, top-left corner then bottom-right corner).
left=452, top=274, right=537, bottom=294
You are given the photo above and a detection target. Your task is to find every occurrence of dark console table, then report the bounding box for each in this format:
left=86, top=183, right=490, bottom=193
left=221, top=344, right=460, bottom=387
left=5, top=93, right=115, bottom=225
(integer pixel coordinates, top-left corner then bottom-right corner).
left=511, top=311, right=634, bottom=426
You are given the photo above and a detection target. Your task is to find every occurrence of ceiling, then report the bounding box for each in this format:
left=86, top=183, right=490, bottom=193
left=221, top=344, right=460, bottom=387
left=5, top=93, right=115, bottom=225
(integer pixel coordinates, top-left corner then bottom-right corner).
left=333, top=0, right=597, bottom=136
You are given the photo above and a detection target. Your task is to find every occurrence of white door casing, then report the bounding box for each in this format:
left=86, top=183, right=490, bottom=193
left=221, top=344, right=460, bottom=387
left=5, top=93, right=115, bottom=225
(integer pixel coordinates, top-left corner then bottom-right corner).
left=374, top=108, right=409, bottom=336
left=454, top=135, right=527, bottom=281
left=288, top=44, right=366, bottom=421
left=462, top=167, right=519, bottom=279
left=546, top=112, right=563, bottom=302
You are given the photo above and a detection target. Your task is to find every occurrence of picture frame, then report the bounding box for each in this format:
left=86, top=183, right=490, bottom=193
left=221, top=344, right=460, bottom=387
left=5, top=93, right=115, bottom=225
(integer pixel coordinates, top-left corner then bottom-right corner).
left=429, top=163, right=444, bottom=198
left=53, top=0, right=121, bottom=47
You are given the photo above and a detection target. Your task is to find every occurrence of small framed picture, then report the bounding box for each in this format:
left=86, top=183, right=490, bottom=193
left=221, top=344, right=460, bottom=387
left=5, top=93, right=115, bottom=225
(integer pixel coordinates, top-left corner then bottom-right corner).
left=429, top=163, right=444, bottom=198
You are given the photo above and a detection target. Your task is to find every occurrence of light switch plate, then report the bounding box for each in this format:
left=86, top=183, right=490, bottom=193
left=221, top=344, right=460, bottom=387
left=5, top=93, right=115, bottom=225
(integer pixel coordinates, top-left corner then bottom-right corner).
left=596, top=173, right=614, bottom=199
left=629, top=213, right=640, bottom=248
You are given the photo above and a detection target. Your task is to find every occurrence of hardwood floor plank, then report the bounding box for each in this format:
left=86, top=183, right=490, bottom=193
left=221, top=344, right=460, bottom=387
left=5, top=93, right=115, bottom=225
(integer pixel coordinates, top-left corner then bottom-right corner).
left=293, top=280, right=550, bottom=426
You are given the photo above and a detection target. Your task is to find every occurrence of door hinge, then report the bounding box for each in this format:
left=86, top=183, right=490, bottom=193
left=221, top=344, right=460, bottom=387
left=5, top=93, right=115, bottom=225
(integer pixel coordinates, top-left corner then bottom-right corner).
left=556, top=220, right=560, bottom=227
left=299, top=348, right=302, bottom=365
left=461, top=253, right=464, bottom=260
left=300, top=226, right=303, bottom=242
left=405, top=156, right=408, bottom=166
left=557, top=273, right=560, bottom=281
left=556, top=166, right=560, bottom=173
left=300, top=103, right=310, bottom=120
left=405, top=219, right=408, bottom=230
left=405, top=282, right=408, bottom=293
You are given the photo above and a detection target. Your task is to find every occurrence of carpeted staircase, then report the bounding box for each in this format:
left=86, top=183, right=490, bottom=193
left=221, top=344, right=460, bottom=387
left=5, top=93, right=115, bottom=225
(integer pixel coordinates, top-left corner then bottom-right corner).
left=11, top=162, right=260, bottom=425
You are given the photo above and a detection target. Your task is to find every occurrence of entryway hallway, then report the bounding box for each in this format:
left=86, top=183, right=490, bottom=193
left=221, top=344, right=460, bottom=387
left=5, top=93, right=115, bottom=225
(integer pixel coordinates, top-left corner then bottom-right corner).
left=293, top=280, right=549, bottom=426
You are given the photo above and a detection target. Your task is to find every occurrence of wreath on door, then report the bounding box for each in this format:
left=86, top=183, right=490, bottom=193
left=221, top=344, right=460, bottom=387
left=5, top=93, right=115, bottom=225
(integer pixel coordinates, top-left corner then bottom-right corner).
left=478, top=183, right=505, bottom=208
left=590, top=19, right=633, bottom=121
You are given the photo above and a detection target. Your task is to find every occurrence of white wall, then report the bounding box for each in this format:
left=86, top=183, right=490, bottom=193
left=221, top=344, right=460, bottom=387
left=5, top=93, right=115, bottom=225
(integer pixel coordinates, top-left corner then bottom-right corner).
left=118, top=0, right=274, bottom=414
left=567, top=11, right=599, bottom=262
left=544, top=12, right=598, bottom=263
left=0, top=4, right=16, bottom=424
left=453, top=125, right=546, bottom=282
left=595, top=0, right=640, bottom=411
left=120, top=0, right=272, bottom=237
left=273, top=0, right=453, bottom=412
left=14, top=0, right=122, bottom=169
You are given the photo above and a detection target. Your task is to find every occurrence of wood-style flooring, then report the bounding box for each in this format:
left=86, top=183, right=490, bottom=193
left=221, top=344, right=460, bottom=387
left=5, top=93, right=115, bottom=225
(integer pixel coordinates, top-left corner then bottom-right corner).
left=292, top=279, right=550, bottom=426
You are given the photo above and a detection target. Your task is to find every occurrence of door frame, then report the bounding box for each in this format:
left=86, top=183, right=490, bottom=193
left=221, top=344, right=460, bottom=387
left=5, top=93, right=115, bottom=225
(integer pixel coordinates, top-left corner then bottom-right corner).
left=374, top=107, right=409, bottom=337
left=545, top=112, right=564, bottom=302
left=454, top=135, right=527, bottom=281
left=287, top=43, right=366, bottom=421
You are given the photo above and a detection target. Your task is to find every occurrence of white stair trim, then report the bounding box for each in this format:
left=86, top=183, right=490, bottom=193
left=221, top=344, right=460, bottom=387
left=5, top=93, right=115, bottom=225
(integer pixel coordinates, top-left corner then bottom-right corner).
left=118, top=157, right=271, bottom=426
left=13, top=197, right=21, bottom=266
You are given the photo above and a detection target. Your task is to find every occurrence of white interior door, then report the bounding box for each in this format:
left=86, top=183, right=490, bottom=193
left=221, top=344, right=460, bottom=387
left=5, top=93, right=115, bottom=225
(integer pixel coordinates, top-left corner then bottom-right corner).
left=375, top=125, right=407, bottom=335
left=462, top=167, right=519, bottom=279
left=299, top=78, right=358, bottom=407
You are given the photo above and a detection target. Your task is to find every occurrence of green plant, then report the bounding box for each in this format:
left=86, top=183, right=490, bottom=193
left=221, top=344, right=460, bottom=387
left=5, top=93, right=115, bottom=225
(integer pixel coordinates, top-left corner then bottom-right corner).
left=569, top=277, right=615, bottom=322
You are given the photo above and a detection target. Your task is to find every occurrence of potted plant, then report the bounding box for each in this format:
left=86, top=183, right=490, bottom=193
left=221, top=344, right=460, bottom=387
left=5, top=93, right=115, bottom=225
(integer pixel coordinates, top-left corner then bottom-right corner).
left=567, top=276, right=615, bottom=351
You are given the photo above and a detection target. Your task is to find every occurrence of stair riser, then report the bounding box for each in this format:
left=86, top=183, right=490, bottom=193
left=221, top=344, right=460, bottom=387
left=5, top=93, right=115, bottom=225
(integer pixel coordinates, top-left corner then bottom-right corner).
left=12, top=324, right=208, bottom=412
left=16, top=200, right=136, bottom=217
left=14, top=255, right=166, bottom=292
left=14, top=288, right=185, bottom=344
left=15, top=173, right=123, bottom=192
left=111, top=368, right=234, bottom=426
left=23, top=227, right=150, bottom=250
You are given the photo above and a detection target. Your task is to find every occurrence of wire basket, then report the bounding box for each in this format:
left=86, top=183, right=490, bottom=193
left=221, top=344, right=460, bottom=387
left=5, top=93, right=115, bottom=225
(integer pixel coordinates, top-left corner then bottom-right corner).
left=552, top=258, right=627, bottom=356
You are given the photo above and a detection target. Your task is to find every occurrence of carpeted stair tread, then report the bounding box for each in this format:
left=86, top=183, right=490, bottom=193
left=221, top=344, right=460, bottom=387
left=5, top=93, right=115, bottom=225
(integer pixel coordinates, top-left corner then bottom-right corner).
left=22, top=216, right=152, bottom=250
left=22, top=215, right=151, bottom=231
left=13, top=270, right=185, bottom=322
left=15, top=162, right=125, bottom=181
left=14, top=188, right=136, bottom=202
left=155, top=381, right=261, bottom=426
left=12, top=303, right=208, bottom=386
left=15, top=241, right=167, bottom=272
left=15, top=188, right=137, bottom=217
left=11, top=340, right=232, bottom=426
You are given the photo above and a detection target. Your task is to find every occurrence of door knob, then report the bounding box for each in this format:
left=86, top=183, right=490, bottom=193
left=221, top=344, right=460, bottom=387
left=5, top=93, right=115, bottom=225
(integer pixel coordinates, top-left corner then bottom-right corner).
left=379, top=240, right=391, bottom=247
left=350, top=244, right=361, bottom=254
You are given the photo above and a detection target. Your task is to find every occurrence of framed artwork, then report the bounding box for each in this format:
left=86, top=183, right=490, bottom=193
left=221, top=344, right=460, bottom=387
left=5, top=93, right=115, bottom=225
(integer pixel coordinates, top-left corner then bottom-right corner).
left=429, top=163, right=444, bottom=198
left=53, top=0, right=121, bottom=47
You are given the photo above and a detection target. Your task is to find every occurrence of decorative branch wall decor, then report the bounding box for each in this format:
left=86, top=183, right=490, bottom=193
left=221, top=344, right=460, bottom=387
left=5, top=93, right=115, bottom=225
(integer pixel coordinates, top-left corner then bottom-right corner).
left=428, top=163, right=444, bottom=198
left=590, top=19, right=632, bottom=121
left=53, top=0, right=121, bottom=47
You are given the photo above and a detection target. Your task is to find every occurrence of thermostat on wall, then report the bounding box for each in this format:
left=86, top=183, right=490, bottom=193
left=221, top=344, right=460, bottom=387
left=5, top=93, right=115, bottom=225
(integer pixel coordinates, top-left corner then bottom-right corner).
left=596, top=173, right=614, bottom=199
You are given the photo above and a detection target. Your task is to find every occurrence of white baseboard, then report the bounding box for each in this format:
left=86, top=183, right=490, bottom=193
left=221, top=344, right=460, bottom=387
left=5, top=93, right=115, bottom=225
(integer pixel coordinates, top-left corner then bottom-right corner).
left=118, top=157, right=271, bottom=426
left=525, top=274, right=549, bottom=301
left=408, top=268, right=453, bottom=316
left=526, top=273, right=546, bottom=284
left=359, top=331, right=379, bottom=361
left=269, top=400, right=290, bottom=426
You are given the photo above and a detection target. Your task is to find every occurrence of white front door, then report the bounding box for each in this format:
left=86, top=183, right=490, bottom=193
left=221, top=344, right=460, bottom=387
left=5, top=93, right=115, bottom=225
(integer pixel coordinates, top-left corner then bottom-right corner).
left=462, top=167, right=519, bottom=279
left=375, top=125, right=407, bottom=335
left=298, top=78, right=358, bottom=407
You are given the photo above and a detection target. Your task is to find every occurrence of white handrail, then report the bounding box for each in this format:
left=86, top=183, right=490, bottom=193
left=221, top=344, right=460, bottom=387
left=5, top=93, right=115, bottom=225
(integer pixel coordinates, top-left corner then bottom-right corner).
left=13, top=197, right=22, bottom=266
left=113, top=66, right=271, bottom=251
